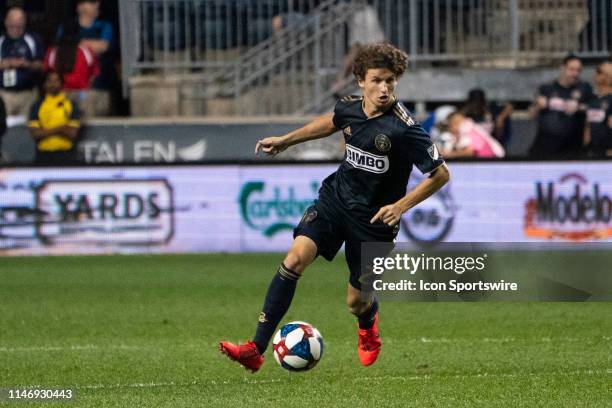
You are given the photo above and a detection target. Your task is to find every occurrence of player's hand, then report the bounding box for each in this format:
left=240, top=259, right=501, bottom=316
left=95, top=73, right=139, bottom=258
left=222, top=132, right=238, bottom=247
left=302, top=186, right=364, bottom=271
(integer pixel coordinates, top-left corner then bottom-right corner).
left=255, top=136, right=288, bottom=156
left=370, top=204, right=404, bottom=226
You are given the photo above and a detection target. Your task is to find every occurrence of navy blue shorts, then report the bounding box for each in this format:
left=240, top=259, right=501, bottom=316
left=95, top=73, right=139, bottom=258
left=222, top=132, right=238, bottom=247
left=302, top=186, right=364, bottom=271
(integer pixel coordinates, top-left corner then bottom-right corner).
left=293, top=200, right=398, bottom=290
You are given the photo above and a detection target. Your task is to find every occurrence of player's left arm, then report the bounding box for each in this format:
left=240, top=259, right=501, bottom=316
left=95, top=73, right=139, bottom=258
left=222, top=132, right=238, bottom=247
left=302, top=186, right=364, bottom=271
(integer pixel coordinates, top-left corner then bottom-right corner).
left=371, top=125, right=450, bottom=226
left=370, top=164, right=450, bottom=226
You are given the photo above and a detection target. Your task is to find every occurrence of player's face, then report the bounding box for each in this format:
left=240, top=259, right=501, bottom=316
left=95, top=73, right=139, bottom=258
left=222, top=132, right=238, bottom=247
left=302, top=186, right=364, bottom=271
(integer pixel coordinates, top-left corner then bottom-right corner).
left=358, top=68, right=397, bottom=112
left=561, top=60, right=582, bottom=85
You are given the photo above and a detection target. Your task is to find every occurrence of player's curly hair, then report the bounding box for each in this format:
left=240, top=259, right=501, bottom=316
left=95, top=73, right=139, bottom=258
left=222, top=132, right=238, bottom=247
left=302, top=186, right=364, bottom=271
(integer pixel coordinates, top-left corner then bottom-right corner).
left=352, top=43, right=408, bottom=80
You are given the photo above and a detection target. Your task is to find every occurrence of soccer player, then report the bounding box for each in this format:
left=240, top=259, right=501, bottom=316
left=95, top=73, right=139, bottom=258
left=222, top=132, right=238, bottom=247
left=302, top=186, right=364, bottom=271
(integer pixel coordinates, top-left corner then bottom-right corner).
left=220, top=43, right=450, bottom=372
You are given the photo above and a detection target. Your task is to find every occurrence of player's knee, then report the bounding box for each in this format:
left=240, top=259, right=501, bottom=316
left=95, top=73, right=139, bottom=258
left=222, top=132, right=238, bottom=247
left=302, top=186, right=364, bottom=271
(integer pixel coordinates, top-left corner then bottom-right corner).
left=282, top=250, right=307, bottom=274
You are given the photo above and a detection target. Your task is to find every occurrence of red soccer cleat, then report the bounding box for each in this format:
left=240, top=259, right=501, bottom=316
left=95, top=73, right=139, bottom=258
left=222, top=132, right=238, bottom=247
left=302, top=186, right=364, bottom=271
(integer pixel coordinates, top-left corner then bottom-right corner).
left=219, top=340, right=264, bottom=373
left=357, top=313, right=382, bottom=366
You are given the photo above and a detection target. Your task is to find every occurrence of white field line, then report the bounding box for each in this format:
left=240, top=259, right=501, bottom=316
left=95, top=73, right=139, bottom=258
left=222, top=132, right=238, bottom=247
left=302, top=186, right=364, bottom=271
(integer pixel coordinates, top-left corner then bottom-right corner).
left=1, top=336, right=610, bottom=353
left=354, top=369, right=612, bottom=383
left=417, top=337, right=600, bottom=343
left=0, top=344, right=144, bottom=353
left=18, top=369, right=612, bottom=392
left=78, top=378, right=283, bottom=390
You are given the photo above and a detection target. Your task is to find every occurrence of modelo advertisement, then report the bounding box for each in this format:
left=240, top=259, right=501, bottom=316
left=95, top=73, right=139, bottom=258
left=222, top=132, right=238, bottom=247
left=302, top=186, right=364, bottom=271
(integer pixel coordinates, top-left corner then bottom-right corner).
left=1, top=162, right=611, bottom=255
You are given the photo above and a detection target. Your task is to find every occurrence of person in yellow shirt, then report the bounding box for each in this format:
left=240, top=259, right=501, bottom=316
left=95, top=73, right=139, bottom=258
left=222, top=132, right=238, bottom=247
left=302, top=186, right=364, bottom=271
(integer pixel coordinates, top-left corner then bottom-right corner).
left=28, top=71, right=80, bottom=164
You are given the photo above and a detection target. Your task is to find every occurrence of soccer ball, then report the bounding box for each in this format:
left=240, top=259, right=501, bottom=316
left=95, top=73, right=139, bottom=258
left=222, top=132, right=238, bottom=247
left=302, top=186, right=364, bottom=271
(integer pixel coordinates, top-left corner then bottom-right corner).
left=272, top=321, right=323, bottom=371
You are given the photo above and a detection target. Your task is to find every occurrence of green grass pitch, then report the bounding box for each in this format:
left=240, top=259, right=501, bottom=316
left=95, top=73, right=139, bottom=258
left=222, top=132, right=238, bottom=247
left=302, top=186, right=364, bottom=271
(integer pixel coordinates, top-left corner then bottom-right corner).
left=1, top=254, right=610, bottom=407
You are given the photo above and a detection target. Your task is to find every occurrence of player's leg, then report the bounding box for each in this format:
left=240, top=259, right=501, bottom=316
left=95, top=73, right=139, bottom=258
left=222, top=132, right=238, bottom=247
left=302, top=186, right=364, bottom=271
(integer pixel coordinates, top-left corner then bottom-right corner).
left=346, top=283, right=378, bottom=327
left=220, top=203, right=342, bottom=372
left=219, top=236, right=316, bottom=372
left=252, top=235, right=317, bottom=354
left=344, top=239, right=382, bottom=366
left=344, top=219, right=396, bottom=366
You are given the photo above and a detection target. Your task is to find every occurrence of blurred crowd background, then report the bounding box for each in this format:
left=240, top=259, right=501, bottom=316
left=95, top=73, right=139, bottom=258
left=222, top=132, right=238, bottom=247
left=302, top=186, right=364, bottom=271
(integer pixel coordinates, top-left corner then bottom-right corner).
left=0, top=0, right=610, bottom=164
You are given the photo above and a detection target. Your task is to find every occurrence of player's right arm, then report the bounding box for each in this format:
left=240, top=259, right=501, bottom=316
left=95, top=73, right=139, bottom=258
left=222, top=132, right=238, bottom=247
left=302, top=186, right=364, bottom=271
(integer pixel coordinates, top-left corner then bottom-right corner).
left=255, top=113, right=337, bottom=156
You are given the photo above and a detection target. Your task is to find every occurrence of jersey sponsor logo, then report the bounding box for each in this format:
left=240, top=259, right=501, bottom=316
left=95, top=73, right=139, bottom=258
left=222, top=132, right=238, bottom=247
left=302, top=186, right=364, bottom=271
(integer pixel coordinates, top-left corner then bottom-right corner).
left=587, top=108, right=606, bottom=123
left=375, top=134, right=391, bottom=152
left=524, top=173, right=612, bottom=241
left=345, top=144, right=389, bottom=174
left=548, top=97, right=568, bottom=112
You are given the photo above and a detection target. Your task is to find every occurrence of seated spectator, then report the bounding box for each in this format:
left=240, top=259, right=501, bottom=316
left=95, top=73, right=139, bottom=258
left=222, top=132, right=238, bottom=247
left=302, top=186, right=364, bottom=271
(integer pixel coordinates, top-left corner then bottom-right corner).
left=44, top=30, right=100, bottom=116
left=460, top=88, right=513, bottom=147
left=0, top=6, right=44, bottom=117
left=441, top=111, right=505, bottom=159
left=28, top=71, right=80, bottom=165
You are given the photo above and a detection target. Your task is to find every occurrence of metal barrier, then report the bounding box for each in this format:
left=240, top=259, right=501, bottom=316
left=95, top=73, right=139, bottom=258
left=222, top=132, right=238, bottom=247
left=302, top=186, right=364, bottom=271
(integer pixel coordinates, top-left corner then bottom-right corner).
left=119, top=0, right=611, bottom=114
left=119, top=1, right=323, bottom=74
left=373, top=0, right=610, bottom=66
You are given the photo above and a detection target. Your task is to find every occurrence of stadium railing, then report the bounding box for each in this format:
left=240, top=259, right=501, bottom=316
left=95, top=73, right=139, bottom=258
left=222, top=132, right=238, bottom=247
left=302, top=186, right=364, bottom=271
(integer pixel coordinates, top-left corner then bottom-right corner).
left=119, top=0, right=611, bottom=116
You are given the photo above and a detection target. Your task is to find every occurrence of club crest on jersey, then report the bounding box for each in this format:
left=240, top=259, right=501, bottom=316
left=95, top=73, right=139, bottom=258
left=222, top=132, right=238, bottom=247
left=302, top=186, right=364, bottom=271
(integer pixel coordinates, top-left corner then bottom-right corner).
left=375, top=134, right=391, bottom=152
left=427, top=144, right=440, bottom=160
left=343, top=126, right=352, bottom=136
left=345, top=144, right=389, bottom=174
left=571, top=89, right=582, bottom=100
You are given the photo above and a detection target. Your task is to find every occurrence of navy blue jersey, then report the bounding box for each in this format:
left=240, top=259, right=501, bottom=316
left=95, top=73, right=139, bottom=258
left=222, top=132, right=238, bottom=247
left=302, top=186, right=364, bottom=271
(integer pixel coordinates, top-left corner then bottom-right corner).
left=319, top=96, right=445, bottom=220
left=534, top=80, right=593, bottom=153
left=0, top=33, right=43, bottom=90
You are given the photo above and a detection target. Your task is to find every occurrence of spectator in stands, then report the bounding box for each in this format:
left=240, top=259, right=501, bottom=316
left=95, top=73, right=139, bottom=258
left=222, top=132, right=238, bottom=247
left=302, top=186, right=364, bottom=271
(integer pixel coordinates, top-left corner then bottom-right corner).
left=58, top=0, right=114, bottom=117
left=529, top=55, right=594, bottom=158
left=430, top=105, right=458, bottom=154
left=332, top=4, right=385, bottom=96
left=28, top=71, right=80, bottom=165
left=439, top=111, right=505, bottom=159
left=0, top=6, right=43, bottom=117
left=75, top=0, right=114, bottom=116
left=460, top=88, right=513, bottom=148
left=584, top=61, right=612, bottom=157
left=44, top=29, right=100, bottom=116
